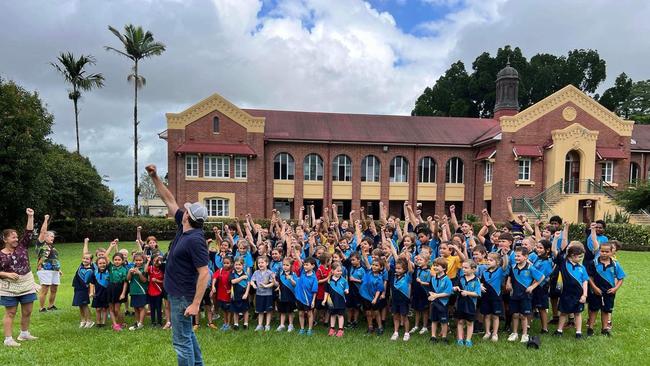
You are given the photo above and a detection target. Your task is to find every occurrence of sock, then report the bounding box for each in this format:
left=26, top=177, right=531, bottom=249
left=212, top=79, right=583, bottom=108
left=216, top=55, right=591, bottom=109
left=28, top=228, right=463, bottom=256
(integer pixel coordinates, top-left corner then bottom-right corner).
left=20, top=331, right=30, bottom=337
left=5, top=336, right=13, bottom=342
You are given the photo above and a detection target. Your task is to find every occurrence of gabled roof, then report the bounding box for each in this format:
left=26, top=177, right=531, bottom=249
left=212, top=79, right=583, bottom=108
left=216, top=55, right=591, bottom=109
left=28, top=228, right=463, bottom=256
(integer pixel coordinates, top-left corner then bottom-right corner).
left=243, top=109, right=500, bottom=146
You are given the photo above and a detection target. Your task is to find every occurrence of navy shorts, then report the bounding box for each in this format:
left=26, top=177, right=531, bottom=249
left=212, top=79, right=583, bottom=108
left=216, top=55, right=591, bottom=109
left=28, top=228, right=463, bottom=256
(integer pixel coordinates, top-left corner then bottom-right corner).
left=315, top=300, right=327, bottom=310
left=587, top=293, right=615, bottom=313
left=200, top=288, right=212, bottom=307
left=0, top=292, right=37, bottom=307
left=480, top=295, right=503, bottom=315
left=130, top=294, right=147, bottom=308
left=255, top=294, right=273, bottom=314
left=329, top=308, right=345, bottom=316
left=454, top=310, right=476, bottom=322
left=72, top=289, right=90, bottom=307
left=217, top=300, right=231, bottom=312
left=411, top=289, right=429, bottom=311
left=107, top=282, right=127, bottom=304
left=230, top=299, right=249, bottom=313
left=391, top=299, right=410, bottom=316
left=92, top=286, right=109, bottom=309
left=559, top=295, right=584, bottom=314
left=532, top=285, right=549, bottom=310
left=509, top=297, right=532, bottom=315
left=429, top=301, right=449, bottom=324
left=296, top=301, right=314, bottom=312
left=346, top=291, right=361, bottom=309
left=277, top=301, right=295, bottom=314
left=361, top=298, right=380, bottom=311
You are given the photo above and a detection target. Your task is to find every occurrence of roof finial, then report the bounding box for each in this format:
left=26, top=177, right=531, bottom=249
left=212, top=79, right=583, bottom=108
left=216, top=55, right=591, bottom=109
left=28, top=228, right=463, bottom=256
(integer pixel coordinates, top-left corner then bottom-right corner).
left=507, top=55, right=510, bottom=66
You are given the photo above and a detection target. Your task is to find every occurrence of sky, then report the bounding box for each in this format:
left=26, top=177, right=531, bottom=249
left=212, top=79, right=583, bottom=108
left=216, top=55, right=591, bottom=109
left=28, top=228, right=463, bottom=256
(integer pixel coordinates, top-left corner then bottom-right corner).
left=1, top=0, right=649, bottom=205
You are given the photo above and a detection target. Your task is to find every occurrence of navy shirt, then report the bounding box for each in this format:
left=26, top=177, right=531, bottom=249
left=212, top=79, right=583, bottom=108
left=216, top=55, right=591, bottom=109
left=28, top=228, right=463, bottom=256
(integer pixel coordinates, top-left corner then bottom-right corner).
left=164, top=209, right=209, bottom=298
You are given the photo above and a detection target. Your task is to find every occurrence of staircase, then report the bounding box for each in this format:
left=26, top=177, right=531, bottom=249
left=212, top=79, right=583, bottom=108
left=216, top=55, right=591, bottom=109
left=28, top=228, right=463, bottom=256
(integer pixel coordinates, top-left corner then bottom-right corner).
left=630, top=209, right=650, bottom=225
left=512, top=180, right=565, bottom=220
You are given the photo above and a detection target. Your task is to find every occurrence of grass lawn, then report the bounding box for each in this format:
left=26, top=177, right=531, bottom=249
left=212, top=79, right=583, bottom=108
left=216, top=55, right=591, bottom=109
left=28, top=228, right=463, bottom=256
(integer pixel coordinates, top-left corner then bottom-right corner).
left=1, top=242, right=649, bottom=365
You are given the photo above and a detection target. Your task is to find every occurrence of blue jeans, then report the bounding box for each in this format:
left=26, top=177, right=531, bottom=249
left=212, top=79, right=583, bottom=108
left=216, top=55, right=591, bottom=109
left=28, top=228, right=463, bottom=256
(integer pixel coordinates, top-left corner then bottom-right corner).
left=169, top=295, right=204, bottom=366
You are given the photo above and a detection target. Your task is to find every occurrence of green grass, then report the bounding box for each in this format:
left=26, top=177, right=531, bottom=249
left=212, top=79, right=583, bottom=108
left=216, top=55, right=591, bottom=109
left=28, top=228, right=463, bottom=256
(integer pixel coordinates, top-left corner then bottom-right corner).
left=1, top=242, right=649, bottom=365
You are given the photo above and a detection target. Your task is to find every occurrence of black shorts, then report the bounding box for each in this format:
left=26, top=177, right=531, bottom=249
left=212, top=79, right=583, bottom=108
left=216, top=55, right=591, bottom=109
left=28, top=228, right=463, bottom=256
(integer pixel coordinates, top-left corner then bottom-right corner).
left=480, top=294, right=503, bottom=316
left=130, top=294, right=147, bottom=308
left=559, top=295, right=584, bottom=314
left=91, top=286, right=109, bottom=309
left=296, top=301, right=314, bottom=312
left=315, top=300, right=327, bottom=310
left=230, top=299, right=249, bottom=313
left=430, top=301, right=449, bottom=324
left=454, top=310, right=476, bottom=322
left=346, top=292, right=361, bottom=309
left=72, top=289, right=90, bottom=307
left=588, top=293, right=615, bottom=313
left=277, top=301, right=296, bottom=314
left=509, top=297, right=532, bottom=315
left=107, top=282, right=127, bottom=304
left=391, top=299, right=410, bottom=316
left=329, top=308, right=345, bottom=316
left=548, top=273, right=561, bottom=298
left=361, top=298, right=380, bottom=312
left=255, top=295, right=273, bottom=314
left=217, top=300, right=231, bottom=312
left=200, top=289, right=212, bottom=307
left=532, top=285, right=549, bottom=310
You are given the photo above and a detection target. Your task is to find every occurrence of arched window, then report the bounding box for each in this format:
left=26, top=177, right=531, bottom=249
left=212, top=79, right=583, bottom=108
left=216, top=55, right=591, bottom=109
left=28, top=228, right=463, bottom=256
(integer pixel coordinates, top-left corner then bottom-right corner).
left=212, top=116, right=220, bottom=133
left=361, top=155, right=380, bottom=182
left=274, top=153, right=294, bottom=180
left=418, top=157, right=436, bottom=183
left=630, top=162, right=640, bottom=184
left=390, top=156, right=409, bottom=183
left=445, top=157, right=464, bottom=183
left=332, top=154, right=352, bottom=181
left=205, top=197, right=229, bottom=217
left=303, top=154, right=323, bottom=181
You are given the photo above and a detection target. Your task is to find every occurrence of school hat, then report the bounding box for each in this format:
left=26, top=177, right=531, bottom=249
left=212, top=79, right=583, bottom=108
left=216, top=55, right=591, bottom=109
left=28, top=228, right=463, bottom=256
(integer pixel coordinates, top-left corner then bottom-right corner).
left=184, top=202, right=208, bottom=223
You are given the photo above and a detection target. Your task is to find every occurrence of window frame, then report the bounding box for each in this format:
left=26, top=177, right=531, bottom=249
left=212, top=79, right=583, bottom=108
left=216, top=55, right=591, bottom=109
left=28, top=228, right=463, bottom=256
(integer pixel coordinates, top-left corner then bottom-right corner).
left=518, top=158, right=531, bottom=181
left=205, top=198, right=229, bottom=217
left=390, top=156, right=409, bottom=183
left=332, top=154, right=352, bottom=182
left=212, top=116, right=220, bottom=134
left=303, top=154, right=324, bottom=181
left=185, top=155, right=198, bottom=178
left=361, top=155, right=380, bottom=182
left=445, top=157, right=464, bottom=184
left=485, top=161, right=493, bottom=183
left=274, top=153, right=295, bottom=180
left=601, top=161, right=614, bottom=183
left=204, top=155, right=230, bottom=178
left=234, top=157, right=247, bottom=179
left=418, top=157, right=436, bottom=183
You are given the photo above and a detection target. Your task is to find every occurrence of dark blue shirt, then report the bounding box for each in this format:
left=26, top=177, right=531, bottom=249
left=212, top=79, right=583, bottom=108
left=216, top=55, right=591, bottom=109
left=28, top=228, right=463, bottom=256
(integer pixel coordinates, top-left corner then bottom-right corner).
left=164, top=209, right=209, bottom=298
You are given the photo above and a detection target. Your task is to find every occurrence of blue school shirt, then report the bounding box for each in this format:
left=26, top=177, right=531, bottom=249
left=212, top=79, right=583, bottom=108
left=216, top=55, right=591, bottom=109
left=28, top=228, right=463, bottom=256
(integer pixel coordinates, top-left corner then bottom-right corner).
left=532, top=257, right=554, bottom=286
left=278, top=271, right=298, bottom=302
left=349, top=237, right=358, bottom=251
left=459, top=275, right=482, bottom=306
left=230, top=271, right=249, bottom=301
left=348, top=266, right=365, bottom=291
left=270, top=260, right=283, bottom=276
left=295, top=271, right=318, bottom=306
left=360, top=272, right=385, bottom=302
left=528, top=252, right=538, bottom=264
left=92, top=268, right=109, bottom=288
left=234, top=251, right=254, bottom=274
left=558, top=254, right=589, bottom=299
left=585, top=234, right=608, bottom=262
left=326, top=277, right=349, bottom=309
left=414, top=267, right=432, bottom=293
left=481, top=267, right=507, bottom=296
left=430, top=274, right=453, bottom=306
left=73, top=264, right=94, bottom=290
left=586, top=259, right=625, bottom=291
left=392, top=273, right=411, bottom=298
left=509, top=263, right=544, bottom=300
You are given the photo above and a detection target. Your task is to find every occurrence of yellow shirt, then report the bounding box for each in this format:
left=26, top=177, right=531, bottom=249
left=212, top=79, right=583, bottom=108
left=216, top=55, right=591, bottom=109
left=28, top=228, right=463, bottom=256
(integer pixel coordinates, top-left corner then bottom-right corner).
left=434, top=255, right=462, bottom=279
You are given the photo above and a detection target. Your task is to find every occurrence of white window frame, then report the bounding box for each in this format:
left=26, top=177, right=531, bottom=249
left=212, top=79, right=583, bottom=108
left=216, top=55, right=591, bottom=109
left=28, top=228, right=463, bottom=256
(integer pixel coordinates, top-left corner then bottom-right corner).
left=361, top=155, right=380, bottom=182
left=418, top=157, right=436, bottom=183
left=274, top=153, right=295, bottom=180
left=234, top=157, right=247, bottom=179
left=333, top=155, right=352, bottom=181
left=205, top=198, right=229, bottom=217
left=185, top=155, right=198, bottom=178
left=204, top=155, right=230, bottom=178
left=390, top=156, right=409, bottom=183
left=303, top=154, right=323, bottom=181
left=485, top=161, right=493, bottom=183
left=602, top=161, right=614, bottom=183
left=446, top=157, right=464, bottom=184
left=518, top=158, right=531, bottom=181
left=630, top=163, right=640, bottom=183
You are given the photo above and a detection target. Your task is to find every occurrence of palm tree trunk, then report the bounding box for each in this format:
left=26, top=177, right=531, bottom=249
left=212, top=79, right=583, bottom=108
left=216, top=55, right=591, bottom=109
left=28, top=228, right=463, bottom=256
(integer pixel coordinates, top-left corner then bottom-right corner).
left=134, top=60, right=139, bottom=216
left=73, top=88, right=80, bottom=154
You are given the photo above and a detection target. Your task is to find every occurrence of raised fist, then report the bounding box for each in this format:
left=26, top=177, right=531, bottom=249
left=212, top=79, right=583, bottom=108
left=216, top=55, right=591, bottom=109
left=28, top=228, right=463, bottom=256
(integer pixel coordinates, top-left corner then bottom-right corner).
left=26, top=208, right=34, bottom=216
left=145, top=164, right=157, bottom=176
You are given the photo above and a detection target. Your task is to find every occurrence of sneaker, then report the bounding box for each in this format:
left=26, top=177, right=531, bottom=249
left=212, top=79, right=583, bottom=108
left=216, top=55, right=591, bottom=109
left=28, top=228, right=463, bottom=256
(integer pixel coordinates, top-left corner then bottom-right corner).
left=264, top=325, right=271, bottom=331
left=586, top=328, right=594, bottom=337
left=483, top=332, right=492, bottom=340
left=575, top=332, right=583, bottom=339
left=403, top=332, right=410, bottom=341
left=465, top=340, right=473, bottom=347
left=390, top=332, right=399, bottom=341
left=162, top=322, right=172, bottom=330
left=17, top=333, right=37, bottom=341
left=491, top=333, right=499, bottom=342
left=254, top=325, right=264, bottom=331
left=298, top=329, right=305, bottom=335
left=520, top=334, right=529, bottom=343
left=112, top=324, right=122, bottom=332
left=3, top=338, right=20, bottom=347
left=232, top=324, right=239, bottom=331
left=39, top=308, right=47, bottom=313
left=84, top=321, right=95, bottom=329
left=456, top=339, right=464, bottom=346
left=419, top=327, right=428, bottom=335
left=306, top=329, right=313, bottom=336
left=276, top=325, right=286, bottom=332
left=601, top=329, right=611, bottom=337
left=429, top=337, right=437, bottom=344
left=549, top=317, right=559, bottom=324
left=287, top=324, right=294, bottom=332
left=336, top=329, right=344, bottom=337
left=540, top=328, right=549, bottom=334
left=328, top=328, right=336, bottom=337
left=128, top=323, right=144, bottom=331
left=409, top=326, right=419, bottom=334
left=376, top=328, right=384, bottom=336
left=243, top=324, right=249, bottom=330
left=208, top=323, right=218, bottom=330
left=365, top=328, right=374, bottom=335
left=224, top=324, right=231, bottom=331
left=507, top=333, right=519, bottom=342
left=80, top=321, right=87, bottom=328
left=47, top=305, right=59, bottom=311
left=553, top=330, right=563, bottom=337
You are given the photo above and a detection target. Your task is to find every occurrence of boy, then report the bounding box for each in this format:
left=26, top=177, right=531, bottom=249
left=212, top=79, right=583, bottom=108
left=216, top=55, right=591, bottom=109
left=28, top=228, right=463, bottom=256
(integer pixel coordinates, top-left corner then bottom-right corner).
left=295, top=257, right=318, bottom=335
left=428, top=258, right=453, bottom=344
left=586, top=242, right=625, bottom=336
left=506, top=247, right=544, bottom=343
left=554, top=241, right=589, bottom=338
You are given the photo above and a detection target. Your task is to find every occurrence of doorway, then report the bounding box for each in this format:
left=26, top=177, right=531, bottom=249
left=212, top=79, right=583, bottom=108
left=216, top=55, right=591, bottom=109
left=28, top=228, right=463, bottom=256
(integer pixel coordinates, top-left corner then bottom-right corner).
left=578, top=199, right=595, bottom=224
left=564, top=151, right=580, bottom=193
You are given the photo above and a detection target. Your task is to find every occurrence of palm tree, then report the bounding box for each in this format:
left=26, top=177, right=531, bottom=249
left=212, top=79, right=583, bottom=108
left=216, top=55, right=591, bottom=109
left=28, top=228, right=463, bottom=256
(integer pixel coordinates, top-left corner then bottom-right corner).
left=50, top=52, right=104, bottom=154
left=105, top=24, right=166, bottom=215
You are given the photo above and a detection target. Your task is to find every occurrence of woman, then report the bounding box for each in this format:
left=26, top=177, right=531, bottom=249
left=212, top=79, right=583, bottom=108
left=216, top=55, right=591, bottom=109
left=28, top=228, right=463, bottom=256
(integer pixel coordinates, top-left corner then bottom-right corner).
left=36, top=214, right=62, bottom=312
left=0, top=208, right=39, bottom=347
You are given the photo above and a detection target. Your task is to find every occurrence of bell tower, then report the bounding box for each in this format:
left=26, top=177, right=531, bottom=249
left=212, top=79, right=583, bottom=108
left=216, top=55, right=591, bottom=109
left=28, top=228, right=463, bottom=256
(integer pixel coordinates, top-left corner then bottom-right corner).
left=494, top=59, right=520, bottom=119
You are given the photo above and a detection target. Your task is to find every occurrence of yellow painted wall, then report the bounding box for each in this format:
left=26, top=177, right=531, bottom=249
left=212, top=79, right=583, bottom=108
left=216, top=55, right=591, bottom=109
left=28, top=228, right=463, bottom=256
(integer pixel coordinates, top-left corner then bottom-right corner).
left=273, top=180, right=295, bottom=199
left=544, top=123, right=598, bottom=187
left=417, top=183, right=437, bottom=201
left=197, top=191, right=235, bottom=218
left=303, top=181, right=324, bottom=199
left=445, top=183, right=465, bottom=201
left=332, top=181, right=352, bottom=199
left=360, top=182, right=381, bottom=200
left=548, top=194, right=622, bottom=223
left=484, top=183, right=492, bottom=200
left=389, top=183, right=409, bottom=200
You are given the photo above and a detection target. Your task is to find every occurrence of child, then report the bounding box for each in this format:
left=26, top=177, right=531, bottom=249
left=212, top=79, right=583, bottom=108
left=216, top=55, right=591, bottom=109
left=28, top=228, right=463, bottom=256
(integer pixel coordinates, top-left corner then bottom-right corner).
left=106, top=240, right=128, bottom=331
left=360, top=259, right=386, bottom=335
left=322, top=261, right=349, bottom=337
left=553, top=237, right=589, bottom=338
left=276, top=257, right=298, bottom=332
left=410, top=254, right=431, bottom=335
left=390, top=257, right=413, bottom=341
left=295, top=257, right=319, bottom=335
left=234, top=240, right=254, bottom=275
left=90, top=256, right=110, bottom=327
left=73, top=240, right=95, bottom=328
left=480, top=252, right=509, bottom=342
left=429, top=258, right=453, bottom=344
left=145, top=255, right=164, bottom=327
left=454, top=260, right=481, bottom=347
left=345, top=252, right=365, bottom=328
left=250, top=256, right=276, bottom=331
left=316, top=252, right=333, bottom=325
left=211, top=256, right=233, bottom=331
left=532, top=239, right=554, bottom=333
left=126, top=253, right=148, bottom=330
left=586, top=242, right=625, bottom=336
left=506, top=247, right=543, bottom=343
left=230, top=258, right=250, bottom=330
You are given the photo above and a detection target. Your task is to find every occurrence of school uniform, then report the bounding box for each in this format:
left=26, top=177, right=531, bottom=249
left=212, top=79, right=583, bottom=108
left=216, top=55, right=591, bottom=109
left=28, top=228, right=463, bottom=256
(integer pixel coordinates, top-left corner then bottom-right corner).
left=72, top=264, right=94, bottom=307
left=430, top=274, right=453, bottom=323
left=213, top=267, right=232, bottom=311
left=234, top=251, right=254, bottom=275
left=557, top=254, right=589, bottom=314
left=147, top=265, right=164, bottom=325
left=359, top=271, right=385, bottom=311
left=91, top=268, right=109, bottom=309
left=508, top=263, right=544, bottom=315
left=532, top=256, right=554, bottom=310
left=230, top=271, right=249, bottom=313
left=391, top=273, right=411, bottom=316
left=454, top=275, right=481, bottom=321
left=480, top=267, right=507, bottom=316
left=128, top=265, right=148, bottom=308
left=295, top=270, right=318, bottom=311
left=107, top=263, right=128, bottom=304
left=326, top=277, right=349, bottom=316
left=346, top=266, right=365, bottom=310
left=411, top=267, right=431, bottom=312
left=278, top=271, right=298, bottom=313
left=584, top=233, right=608, bottom=264
left=586, top=258, right=625, bottom=313
left=251, top=269, right=275, bottom=313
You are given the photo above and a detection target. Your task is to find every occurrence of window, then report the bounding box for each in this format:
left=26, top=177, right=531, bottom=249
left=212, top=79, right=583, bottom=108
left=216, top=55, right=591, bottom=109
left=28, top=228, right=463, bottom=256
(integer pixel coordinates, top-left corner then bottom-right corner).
left=485, top=161, right=493, bottom=183
left=630, top=162, right=640, bottom=184
left=185, top=155, right=198, bottom=177
left=601, top=161, right=614, bottom=183
left=234, top=157, right=247, bottom=179
left=361, top=155, right=380, bottom=182
left=518, top=158, right=531, bottom=181
left=303, top=154, right=323, bottom=181
left=390, top=156, right=409, bottom=183
left=205, top=198, right=229, bottom=217
left=445, top=157, right=464, bottom=183
left=204, top=155, right=229, bottom=178
left=332, top=154, right=352, bottom=181
left=274, top=153, right=294, bottom=180
left=418, top=157, right=436, bottom=183
left=212, top=116, right=220, bottom=133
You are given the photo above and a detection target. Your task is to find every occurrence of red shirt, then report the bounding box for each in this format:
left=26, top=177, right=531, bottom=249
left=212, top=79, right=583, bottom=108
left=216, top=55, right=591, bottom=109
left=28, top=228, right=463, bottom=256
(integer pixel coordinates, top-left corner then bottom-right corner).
left=316, top=265, right=331, bottom=300
left=213, top=268, right=232, bottom=302
left=147, top=265, right=164, bottom=296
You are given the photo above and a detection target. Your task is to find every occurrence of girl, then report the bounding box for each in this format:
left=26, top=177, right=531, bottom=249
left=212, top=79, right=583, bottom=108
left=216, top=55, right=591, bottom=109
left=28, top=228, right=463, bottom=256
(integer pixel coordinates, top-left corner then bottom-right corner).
left=211, top=256, right=233, bottom=331
left=480, top=252, right=509, bottom=342
left=345, top=252, right=364, bottom=328
left=454, top=260, right=481, bottom=347
left=250, top=256, right=276, bottom=331
left=145, top=255, right=164, bottom=327
left=276, top=257, right=297, bottom=332
left=360, top=259, right=385, bottom=335
left=315, top=252, right=332, bottom=325
left=126, top=253, right=148, bottom=330
left=390, top=257, right=413, bottom=341
left=270, top=248, right=283, bottom=275
left=234, top=240, right=254, bottom=275
left=72, top=240, right=95, bottom=328
left=322, top=261, right=348, bottom=337
left=532, top=239, right=554, bottom=333
left=90, top=256, right=110, bottom=327
left=410, top=254, right=431, bottom=335
left=230, top=257, right=250, bottom=330
left=105, top=240, right=128, bottom=331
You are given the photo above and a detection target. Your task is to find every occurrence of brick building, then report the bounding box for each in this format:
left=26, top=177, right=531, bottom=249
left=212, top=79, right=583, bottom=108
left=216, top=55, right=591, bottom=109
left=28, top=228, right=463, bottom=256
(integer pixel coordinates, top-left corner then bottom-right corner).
left=160, top=64, right=650, bottom=223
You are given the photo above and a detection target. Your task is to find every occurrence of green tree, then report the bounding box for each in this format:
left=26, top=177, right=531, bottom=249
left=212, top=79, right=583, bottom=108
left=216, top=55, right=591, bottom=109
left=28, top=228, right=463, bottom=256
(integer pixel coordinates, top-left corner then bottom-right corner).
left=599, top=73, right=633, bottom=117
left=615, top=181, right=650, bottom=212
left=628, top=80, right=650, bottom=124
left=412, top=61, right=472, bottom=117
left=105, top=24, right=166, bottom=215
left=50, top=52, right=104, bottom=154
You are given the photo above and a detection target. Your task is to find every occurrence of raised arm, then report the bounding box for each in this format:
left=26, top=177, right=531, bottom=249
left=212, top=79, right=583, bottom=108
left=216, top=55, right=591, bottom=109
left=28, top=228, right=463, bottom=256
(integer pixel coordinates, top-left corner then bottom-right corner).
left=589, top=222, right=599, bottom=253
left=26, top=208, right=34, bottom=232
left=449, top=205, right=460, bottom=232
left=38, top=214, right=50, bottom=243
left=506, top=196, right=517, bottom=223
left=145, top=164, right=179, bottom=214
left=298, top=207, right=305, bottom=227
left=379, top=201, right=387, bottom=226
left=83, top=238, right=90, bottom=256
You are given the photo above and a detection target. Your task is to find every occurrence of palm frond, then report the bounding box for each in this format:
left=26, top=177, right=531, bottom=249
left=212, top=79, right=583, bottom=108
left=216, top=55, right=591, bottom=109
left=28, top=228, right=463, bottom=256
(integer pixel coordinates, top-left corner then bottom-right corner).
left=104, top=46, right=134, bottom=60
left=127, top=73, right=146, bottom=89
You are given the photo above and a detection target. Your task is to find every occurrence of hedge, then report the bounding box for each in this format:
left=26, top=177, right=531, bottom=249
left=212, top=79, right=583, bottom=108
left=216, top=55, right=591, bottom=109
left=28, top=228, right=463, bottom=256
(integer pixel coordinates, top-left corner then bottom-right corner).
left=49, top=218, right=650, bottom=251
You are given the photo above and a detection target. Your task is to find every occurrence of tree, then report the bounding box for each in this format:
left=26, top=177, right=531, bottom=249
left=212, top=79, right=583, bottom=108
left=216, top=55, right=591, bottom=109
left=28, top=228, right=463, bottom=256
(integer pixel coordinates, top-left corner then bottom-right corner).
left=138, top=172, right=158, bottom=200
left=599, top=73, right=633, bottom=117
left=105, top=24, right=166, bottom=215
left=615, top=182, right=650, bottom=212
left=627, top=80, right=650, bottom=124
left=50, top=52, right=104, bottom=154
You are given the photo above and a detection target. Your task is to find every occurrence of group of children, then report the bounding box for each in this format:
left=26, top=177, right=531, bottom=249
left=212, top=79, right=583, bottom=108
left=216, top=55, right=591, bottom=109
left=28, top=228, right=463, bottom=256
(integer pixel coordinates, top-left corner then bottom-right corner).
left=70, top=199, right=626, bottom=347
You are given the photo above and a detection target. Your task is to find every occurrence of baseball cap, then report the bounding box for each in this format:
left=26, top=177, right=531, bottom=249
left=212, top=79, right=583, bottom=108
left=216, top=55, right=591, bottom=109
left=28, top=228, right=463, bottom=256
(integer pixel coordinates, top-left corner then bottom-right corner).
left=184, top=202, right=208, bottom=223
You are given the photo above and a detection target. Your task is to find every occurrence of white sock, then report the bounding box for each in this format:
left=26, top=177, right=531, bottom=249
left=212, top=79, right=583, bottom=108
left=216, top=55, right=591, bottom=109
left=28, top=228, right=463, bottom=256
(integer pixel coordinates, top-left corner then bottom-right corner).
left=5, top=336, right=13, bottom=342
left=19, top=331, right=29, bottom=337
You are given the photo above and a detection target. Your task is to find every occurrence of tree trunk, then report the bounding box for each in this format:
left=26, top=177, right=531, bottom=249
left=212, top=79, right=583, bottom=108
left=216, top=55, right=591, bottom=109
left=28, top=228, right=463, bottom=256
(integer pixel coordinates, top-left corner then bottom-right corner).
left=134, top=60, right=139, bottom=216
left=73, top=87, right=80, bottom=154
